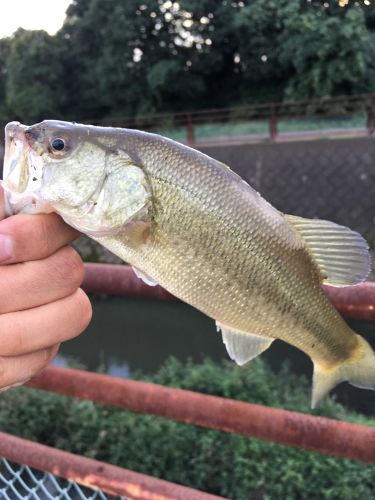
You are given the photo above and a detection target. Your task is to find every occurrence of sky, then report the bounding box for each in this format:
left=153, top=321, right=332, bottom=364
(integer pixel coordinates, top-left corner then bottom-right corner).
left=0, top=0, right=72, bottom=38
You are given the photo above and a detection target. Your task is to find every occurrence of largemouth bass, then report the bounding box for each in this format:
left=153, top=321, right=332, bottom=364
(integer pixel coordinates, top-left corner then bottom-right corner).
left=2, top=120, right=374, bottom=407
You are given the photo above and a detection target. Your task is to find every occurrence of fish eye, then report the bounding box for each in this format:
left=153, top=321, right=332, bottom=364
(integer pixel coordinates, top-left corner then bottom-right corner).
left=50, top=137, right=66, bottom=153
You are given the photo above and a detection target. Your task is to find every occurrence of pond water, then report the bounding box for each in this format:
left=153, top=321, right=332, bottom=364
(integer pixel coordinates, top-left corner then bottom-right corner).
left=58, top=295, right=375, bottom=415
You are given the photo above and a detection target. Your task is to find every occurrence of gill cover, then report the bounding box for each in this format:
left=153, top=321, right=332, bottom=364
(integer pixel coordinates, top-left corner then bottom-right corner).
left=59, top=151, right=152, bottom=237
left=3, top=119, right=152, bottom=238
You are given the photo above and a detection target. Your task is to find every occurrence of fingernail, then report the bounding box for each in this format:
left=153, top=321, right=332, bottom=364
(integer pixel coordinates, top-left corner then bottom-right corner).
left=0, top=235, right=12, bottom=263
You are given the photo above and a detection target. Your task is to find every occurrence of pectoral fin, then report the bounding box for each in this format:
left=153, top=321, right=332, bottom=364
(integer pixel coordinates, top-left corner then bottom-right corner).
left=286, top=215, right=371, bottom=287
left=217, top=322, right=274, bottom=365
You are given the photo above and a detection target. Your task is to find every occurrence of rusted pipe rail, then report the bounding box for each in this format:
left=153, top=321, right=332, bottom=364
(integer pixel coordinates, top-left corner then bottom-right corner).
left=93, top=92, right=375, bottom=143
left=27, top=367, right=375, bottom=464
left=324, top=283, right=375, bottom=321
left=82, top=263, right=375, bottom=322
left=0, top=432, right=223, bottom=500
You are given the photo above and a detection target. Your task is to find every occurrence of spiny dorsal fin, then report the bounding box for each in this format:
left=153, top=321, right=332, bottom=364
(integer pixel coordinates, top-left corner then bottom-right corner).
left=216, top=322, right=274, bottom=366
left=286, top=215, right=371, bottom=287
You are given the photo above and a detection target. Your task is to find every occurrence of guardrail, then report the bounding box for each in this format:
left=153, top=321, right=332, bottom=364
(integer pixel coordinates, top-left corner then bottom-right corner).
left=26, top=366, right=375, bottom=464
left=92, top=93, right=375, bottom=143
left=0, top=433, right=223, bottom=500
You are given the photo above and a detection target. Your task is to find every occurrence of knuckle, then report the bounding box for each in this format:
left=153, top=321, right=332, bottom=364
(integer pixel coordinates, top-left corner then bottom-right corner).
left=10, top=216, right=52, bottom=257
left=54, top=247, right=84, bottom=289
left=4, top=217, right=24, bottom=255
left=38, top=217, right=54, bottom=256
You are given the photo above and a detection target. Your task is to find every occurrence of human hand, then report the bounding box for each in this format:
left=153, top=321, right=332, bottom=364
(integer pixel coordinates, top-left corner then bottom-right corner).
left=0, top=186, right=92, bottom=391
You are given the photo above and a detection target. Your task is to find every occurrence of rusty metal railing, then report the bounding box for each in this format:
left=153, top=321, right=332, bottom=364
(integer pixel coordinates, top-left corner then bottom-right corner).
left=0, top=433, right=223, bottom=500
left=26, top=366, right=375, bottom=464
left=92, top=92, right=375, bottom=143
left=82, top=263, right=375, bottom=322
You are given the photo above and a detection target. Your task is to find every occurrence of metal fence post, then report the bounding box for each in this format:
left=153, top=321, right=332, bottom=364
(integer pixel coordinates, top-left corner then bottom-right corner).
left=187, top=112, right=195, bottom=145
left=269, top=105, right=278, bottom=140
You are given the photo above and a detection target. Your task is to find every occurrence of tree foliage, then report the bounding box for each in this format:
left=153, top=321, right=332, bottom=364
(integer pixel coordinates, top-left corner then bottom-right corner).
left=279, top=1, right=374, bottom=99
left=5, top=29, right=67, bottom=121
left=0, top=0, right=375, bottom=122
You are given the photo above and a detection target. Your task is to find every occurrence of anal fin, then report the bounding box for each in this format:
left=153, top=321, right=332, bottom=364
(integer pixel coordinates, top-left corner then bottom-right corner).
left=216, top=322, right=274, bottom=366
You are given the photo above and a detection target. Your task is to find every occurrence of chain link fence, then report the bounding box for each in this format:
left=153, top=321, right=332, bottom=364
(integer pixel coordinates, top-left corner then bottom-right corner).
left=0, top=458, right=123, bottom=500
left=202, top=136, right=375, bottom=249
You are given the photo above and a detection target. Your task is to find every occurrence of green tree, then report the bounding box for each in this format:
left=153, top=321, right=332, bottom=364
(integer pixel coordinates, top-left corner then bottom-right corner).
left=279, top=1, right=375, bottom=99
left=60, top=0, right=211, bottom=117
left=2, top=0, right=375, bottom=123
left=0, top=37, right=11, bottom=120
left=5, top=29, right=66, bottom=122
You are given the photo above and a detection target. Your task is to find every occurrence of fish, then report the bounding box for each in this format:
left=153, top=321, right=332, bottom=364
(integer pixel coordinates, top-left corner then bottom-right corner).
left=2, top=119, right=374, bottom=407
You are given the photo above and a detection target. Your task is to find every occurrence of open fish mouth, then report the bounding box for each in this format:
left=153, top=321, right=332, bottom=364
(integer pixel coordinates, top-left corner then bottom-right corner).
left=3, top=122, right=30, bottom=193
left=2, top=122, right=52, bottom=215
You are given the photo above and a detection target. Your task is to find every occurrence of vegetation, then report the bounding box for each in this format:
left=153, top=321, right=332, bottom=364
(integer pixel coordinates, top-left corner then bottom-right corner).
left=1, top=1, right=375, bottom=123
left=1, top=357, right=374, bottom=499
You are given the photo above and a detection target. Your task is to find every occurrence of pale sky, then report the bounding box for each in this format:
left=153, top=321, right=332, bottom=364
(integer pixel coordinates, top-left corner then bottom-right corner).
left=0, top=0, right=72, bottom=38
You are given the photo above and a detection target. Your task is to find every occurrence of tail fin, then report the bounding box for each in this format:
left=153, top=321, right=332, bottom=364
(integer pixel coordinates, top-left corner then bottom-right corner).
left=311, top=335, right=375, bottom=408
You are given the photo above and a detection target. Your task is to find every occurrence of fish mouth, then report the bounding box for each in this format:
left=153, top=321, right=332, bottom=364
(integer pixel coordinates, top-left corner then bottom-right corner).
left=2, top=122, right=53, bottom=215
left=3, top=122, right=29, bottom=193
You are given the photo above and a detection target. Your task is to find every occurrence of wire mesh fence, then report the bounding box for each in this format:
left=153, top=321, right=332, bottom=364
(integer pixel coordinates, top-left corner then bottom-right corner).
left=201, top=135, right=375, bottom=250
left=0, top=458, right=123, bottom=500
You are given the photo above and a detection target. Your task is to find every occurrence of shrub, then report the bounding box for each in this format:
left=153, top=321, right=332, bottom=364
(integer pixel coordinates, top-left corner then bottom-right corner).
left=0, top=358, right=374, bottom=499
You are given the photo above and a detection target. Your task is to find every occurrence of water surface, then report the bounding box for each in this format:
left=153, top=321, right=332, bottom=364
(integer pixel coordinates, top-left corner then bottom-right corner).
left=58, top=296, right=375, bottom=414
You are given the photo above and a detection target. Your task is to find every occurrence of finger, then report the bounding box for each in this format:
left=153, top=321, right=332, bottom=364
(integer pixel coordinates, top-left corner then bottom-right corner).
left=0, top=289, right=92, bottom=356
left=0, top=212, right=79, bottom=264
left=0, top=344, right=59, bottom=389
left=0, top=187, right=5, bottom=221
left=0, top=246, right=84, bottom=314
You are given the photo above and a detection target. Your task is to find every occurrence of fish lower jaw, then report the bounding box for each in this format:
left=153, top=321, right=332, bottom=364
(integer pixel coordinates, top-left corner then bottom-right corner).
left=1, top=184, right=54, bottom=216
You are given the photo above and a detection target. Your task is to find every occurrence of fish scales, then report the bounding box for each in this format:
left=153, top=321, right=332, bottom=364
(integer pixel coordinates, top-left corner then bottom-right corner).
left=2, top=120, right=374, bottom=406
left=96, top=133, right=357, bottom=366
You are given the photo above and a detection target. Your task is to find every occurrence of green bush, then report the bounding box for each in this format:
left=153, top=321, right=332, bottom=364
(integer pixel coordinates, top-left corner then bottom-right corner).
left=0, top=358, right=374, bottom=499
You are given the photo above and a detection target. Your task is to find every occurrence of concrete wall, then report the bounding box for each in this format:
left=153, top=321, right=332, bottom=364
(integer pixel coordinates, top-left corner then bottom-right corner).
left=200, top=137, right=375, bottom=247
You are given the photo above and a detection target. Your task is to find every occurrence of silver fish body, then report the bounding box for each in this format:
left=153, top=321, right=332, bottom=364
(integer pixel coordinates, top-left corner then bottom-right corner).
left=2, top=120, right=374, bottom=406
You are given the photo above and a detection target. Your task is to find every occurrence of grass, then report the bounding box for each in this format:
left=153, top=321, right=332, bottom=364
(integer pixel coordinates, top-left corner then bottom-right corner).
left=155, top=113, right=367, bottom=141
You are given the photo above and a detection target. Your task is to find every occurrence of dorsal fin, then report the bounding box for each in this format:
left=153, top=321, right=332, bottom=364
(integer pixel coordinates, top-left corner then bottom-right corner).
left=286, top=215, right=371, bottom=287
left=216, top=322, right=274, bottom=365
